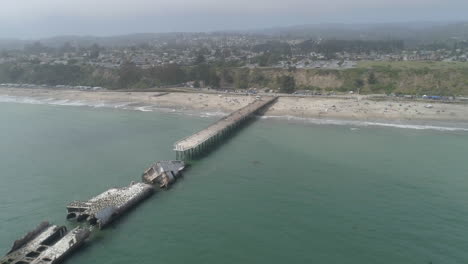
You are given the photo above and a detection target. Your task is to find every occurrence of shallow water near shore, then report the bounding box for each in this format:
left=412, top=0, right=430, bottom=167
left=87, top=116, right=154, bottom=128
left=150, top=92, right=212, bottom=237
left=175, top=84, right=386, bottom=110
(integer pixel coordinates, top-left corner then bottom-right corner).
left=2, top=93, right=468, bottom=132
left=1, top=102, right=468, bottom=264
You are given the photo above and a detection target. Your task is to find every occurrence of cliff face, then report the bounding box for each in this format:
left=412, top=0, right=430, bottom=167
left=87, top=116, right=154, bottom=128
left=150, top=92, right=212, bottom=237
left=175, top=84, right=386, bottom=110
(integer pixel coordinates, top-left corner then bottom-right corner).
left=253, top=68, right=344, bottom=89
left=229, top=63, right=468, bottom=95
left=1, top=61, right=467, bottom=95
left=294, top=71, right=344, bottom=89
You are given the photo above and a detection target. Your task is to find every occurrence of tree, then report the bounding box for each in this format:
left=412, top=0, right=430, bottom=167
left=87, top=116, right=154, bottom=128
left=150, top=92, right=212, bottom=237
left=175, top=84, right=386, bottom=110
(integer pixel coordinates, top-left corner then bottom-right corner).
left=354, top=79, right=365, bottom=88
left=89, top=44, right=101, bottom=59
left=118, top=61, right=141, bottom=88
left=277, top=75, right=296, bottom=94
left=195, top=54, right=206, bottom=64
left=148, top=64, right=187, bottom=85
left=192, top=64, right=210, bottom=84
left=234, top=69, right=250, bottom=89
left=6, top=64, right=25, bottom=82
left=208, top=70, right=221, bottom=88
left=368, top=72, right=377, bottom=85
left=221, top=68, right=234, bottom=84
left=250, top=69, right=266, bottom=87
left=354, top=78, right=365, bottom=94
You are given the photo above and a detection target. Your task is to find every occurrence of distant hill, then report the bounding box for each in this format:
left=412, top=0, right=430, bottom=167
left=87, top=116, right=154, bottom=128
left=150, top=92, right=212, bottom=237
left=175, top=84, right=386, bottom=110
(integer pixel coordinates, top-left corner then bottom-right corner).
left=1, top=21, right=467, bottom=50
left=39, top=33, right=183, bottom=47
left=0, top=39, right=30, bottom=50
left=0, top=32, right=202, bottom=49
left=254, top=22, right=468, bottom=45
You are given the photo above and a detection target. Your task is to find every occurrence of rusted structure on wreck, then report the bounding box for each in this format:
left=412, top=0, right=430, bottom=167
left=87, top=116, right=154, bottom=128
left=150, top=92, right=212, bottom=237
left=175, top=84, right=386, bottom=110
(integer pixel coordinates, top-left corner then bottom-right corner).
left=1, top=221, right=90, bottom=264
left=142, top=160, right=185, bottom=188
left=66, top=182, right=154, bottom=229
left=174, top=97, right=278, bottom=160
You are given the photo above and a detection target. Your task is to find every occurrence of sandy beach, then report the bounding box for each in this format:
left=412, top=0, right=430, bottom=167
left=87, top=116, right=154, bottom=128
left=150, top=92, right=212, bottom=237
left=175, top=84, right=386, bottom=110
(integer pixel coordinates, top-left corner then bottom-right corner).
left=1, top=87, right=468, bottom=122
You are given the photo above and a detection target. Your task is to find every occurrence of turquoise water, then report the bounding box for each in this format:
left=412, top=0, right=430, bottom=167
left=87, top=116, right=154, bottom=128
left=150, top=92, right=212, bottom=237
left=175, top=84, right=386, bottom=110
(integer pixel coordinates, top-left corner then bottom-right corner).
left=1, top=102, right=468, bottom=264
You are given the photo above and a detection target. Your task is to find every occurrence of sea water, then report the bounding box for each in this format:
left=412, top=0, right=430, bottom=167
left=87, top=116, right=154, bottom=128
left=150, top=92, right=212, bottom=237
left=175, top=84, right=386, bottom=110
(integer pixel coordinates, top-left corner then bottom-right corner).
left=1, top=102, right=467, bottom=264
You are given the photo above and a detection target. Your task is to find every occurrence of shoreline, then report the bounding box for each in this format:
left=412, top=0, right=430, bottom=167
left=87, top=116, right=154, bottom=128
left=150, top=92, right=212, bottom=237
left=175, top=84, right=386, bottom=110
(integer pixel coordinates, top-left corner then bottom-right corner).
left=1, top=87, right=468, bottom=130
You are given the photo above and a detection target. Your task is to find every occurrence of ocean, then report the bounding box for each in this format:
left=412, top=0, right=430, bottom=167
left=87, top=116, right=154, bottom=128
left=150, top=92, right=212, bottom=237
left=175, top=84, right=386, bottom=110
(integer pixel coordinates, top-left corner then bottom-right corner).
left=1, top=101, right=468, bottom=264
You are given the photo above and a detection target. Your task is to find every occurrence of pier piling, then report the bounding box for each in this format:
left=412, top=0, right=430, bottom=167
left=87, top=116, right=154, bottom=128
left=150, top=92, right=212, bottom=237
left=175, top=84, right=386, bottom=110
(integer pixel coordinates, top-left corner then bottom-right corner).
left=174, top=97, right=277, bottom=161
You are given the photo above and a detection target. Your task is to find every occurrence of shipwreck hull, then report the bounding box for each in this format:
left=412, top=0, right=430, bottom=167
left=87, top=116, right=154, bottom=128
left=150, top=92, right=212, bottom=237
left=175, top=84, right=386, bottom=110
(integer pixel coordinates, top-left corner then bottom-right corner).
left=66, top=182, right=154, bottom=229
left=1, top=222, right=90, bottom=264
left=142, top=160, right=185, bottom=188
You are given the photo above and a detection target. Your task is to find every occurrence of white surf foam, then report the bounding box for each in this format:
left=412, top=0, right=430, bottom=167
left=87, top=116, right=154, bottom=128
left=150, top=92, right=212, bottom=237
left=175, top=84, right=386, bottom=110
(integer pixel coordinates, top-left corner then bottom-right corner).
left=261, top=115, right=468, bottom=132
left=0, top=95, right=131, bottom=110
left=2, top=94, right=466, bottom=132
left=135, top=106, right=153, bottom=112
left=0, top=94, right=224, bottom=117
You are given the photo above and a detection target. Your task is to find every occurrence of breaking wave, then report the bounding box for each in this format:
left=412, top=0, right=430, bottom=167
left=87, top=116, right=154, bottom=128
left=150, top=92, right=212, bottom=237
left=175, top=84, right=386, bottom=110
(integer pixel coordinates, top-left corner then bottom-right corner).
left=0, top=94, right=227, bottom=118
left=261, top=115, right=468, bottom=132
left=0, top=95, right=115, bottom=108
left=2, top=94, right=466, bottom=132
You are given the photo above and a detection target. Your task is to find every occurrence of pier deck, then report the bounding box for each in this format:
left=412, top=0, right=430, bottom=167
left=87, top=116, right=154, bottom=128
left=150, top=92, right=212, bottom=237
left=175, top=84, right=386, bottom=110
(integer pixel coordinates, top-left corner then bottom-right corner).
left=174, top=96, right=277, bottom=159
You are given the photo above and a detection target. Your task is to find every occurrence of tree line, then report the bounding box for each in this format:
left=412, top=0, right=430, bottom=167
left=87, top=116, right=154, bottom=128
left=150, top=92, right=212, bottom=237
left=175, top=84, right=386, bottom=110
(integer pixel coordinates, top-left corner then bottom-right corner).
left=0, top=61, right=301, bottom=93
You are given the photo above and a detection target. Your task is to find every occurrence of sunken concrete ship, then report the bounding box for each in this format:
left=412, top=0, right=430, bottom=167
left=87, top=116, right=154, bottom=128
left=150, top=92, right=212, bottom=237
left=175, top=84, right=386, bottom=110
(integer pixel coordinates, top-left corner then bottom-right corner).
left=3, top=96, right=278, bottom=264
left=66, top=182, right=154, bottom=229
left=142, top=160, right=185, bottom=188
left=1, top=221, right=90, bottom=264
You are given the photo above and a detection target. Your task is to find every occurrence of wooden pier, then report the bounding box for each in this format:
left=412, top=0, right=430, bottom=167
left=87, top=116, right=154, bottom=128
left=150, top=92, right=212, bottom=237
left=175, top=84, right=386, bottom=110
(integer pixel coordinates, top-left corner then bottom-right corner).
left=174, top=96, right=277, bottom=160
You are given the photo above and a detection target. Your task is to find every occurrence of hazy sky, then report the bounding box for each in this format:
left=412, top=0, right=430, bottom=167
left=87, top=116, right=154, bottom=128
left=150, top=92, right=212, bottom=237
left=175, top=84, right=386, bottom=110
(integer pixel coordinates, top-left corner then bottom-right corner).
left=1, top=0, right=467, bottom=38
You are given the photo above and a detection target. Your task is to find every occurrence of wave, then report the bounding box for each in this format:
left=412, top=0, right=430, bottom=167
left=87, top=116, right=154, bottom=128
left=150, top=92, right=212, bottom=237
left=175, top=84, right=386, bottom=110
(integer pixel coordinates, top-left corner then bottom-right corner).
left=261, top=115, right=468, bottom=132
left=2, top=95, right=466, bottom=132
left=0, top=94, right=227, bottom=118
left=135, top=106, right=153, bottom=112
left=0, top=94, right=136, bottom=109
